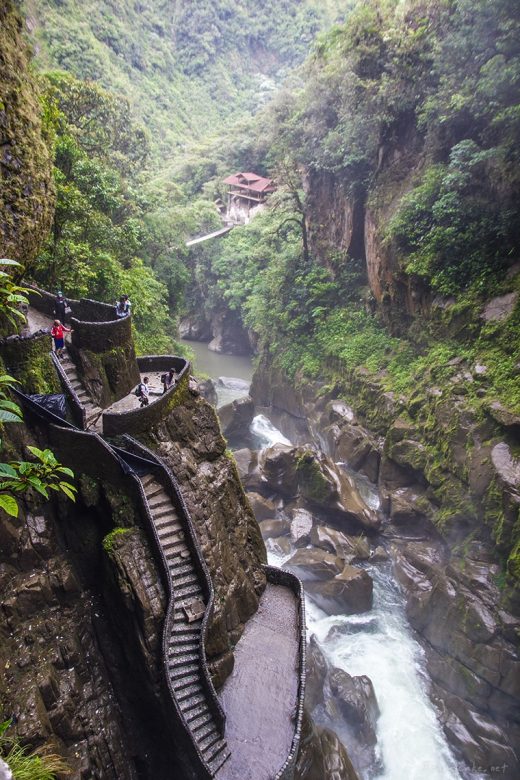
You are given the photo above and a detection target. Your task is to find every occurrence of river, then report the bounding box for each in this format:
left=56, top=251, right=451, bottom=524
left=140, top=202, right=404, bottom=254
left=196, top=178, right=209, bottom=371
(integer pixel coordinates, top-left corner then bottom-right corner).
left=185, top=339, right=478, bottom=780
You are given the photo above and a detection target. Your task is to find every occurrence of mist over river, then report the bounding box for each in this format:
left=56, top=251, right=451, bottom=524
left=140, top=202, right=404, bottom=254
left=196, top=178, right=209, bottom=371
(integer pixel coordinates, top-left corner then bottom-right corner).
left=189, top=340, right=482, bottom=780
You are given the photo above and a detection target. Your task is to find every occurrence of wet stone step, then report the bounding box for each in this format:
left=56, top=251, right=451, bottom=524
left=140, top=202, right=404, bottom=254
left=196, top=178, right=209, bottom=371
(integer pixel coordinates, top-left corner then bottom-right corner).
left=152, top=507, right=175, bottom=520
left=167, top=651, right=199, bottom=667
left=173, top=673, right=200, bottom=691
left=207, top=744, right=230, bottom=774
left=168, top=642, right=199, bottom=657
left=198, top=730, right=221, bottom=754
left=163, top=538, right=187, bottom=552
left=148, top=493, right=171, bottom=506
left=179, top=692, right=207, bottom=711
left=168, top=631, right=200, bottom=645
left=174, top=584, right=203, bottom=601
left=168, top=562, right=193, bottom=576
left=144, top=484, right=165, bottom=499
left=176, top=683, right=203, bottom=702
left=194, top=722, right=218, bottom=744
left=186, top=707, right=212, bottom=727
left=156, top=521, right=182, bottom=535
left=168, top=663, right=199, bottom=681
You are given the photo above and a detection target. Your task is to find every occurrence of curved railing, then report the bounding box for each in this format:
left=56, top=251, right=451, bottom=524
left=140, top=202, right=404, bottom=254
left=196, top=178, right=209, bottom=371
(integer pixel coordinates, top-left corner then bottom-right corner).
left=25, top=283, right=132, bottom=353
left=102, top=356, right=191, bottom=436
left=119, top=435, right=226, bottom=733
left=264, top=565, right=307, bottom=780
left=70, top=302, right=132, bottom=353
left=25, top=283, right=80, bottom=319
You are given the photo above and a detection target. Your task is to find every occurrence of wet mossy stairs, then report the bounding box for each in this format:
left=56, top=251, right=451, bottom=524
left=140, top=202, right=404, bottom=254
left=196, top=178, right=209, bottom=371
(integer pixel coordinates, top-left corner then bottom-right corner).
left=60, top=350, right=102, bottom=428
left=140, top=473, right=230, bottom=776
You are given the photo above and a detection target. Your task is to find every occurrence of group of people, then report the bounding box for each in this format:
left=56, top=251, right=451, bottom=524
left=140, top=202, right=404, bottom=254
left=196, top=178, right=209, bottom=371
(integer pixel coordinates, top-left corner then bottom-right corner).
left=135, top=369, right=177, bottom=407
left=49, top=291, right=132, bottom=356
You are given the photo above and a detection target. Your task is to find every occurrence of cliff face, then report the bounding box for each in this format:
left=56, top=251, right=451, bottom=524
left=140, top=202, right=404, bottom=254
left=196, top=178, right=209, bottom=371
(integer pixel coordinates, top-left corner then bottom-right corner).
left=137, top=393, right=267, bottom=686
left=0, top=0, right=55, bottom=269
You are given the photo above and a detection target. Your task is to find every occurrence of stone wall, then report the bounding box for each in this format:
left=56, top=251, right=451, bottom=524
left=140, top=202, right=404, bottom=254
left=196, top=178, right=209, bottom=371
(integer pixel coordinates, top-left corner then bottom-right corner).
left=0, top=330, right=61, bottom=395
left=71, top=308, right=132, bottom=353
left=102, top=357, right=190, bottom=437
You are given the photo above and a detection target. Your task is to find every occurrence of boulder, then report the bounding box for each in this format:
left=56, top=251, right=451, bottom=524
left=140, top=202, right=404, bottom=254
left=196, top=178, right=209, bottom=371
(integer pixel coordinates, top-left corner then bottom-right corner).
left=264, top=536, right=292, bottom=558
left=198, top=378, right=217, bottom=405
left=0, top=759, right=12, bottom=780
left=323, top=415, right=380, bottom=484
left=488, top=402, right=520, bottom=434
left=481, top=291, right=518, bottom=322
left=328, top=668, right=380, bottom=747
left=305, top=565, right=373, bottom=615
left=369, top=545, right=388, bottom=563
left=290, top=508, right=314, bottom=547
left=310, top=525, right=370, bottom=562
left=218, top=396, right=254, bottom=440
left=305, top=635, right=328, bottom=711
left=259, top=445, right=380, bottom=530
left=179, top=315, right=212, bottom=341
left=258, top=519, right=290, bottom=540
left=246, top=492, right=277, bottom=522
left=258, top=444, right=300, bottom=497
left=295, top=712, right=360, bottom=780
left=233, top=448, right=254, bottom=481
left=286, top=548, right=344, bottom=581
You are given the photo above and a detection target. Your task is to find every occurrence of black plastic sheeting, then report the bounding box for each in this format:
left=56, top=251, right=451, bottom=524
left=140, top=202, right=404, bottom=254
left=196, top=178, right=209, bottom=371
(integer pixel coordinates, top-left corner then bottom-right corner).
left=13, top=388, right=75, bottom=430
left=28, top=393, right=68, bottom=420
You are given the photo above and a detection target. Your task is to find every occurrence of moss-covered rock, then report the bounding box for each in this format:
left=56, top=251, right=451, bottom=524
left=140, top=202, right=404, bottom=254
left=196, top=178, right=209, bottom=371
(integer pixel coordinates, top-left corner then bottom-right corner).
left=0, top=0, right=55, bottom=269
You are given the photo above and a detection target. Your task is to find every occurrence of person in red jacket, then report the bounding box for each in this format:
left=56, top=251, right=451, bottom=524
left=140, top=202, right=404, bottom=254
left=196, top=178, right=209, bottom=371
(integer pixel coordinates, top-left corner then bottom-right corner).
left=50, top=319, right=71, bottom=359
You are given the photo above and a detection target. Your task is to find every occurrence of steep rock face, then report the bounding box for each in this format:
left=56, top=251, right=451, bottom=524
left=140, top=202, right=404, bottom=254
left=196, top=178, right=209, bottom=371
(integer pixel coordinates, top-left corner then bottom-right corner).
left=137, top=393, right=267, bottom=686
left=0, top=483, right=184, bottom=780
left=0, top=0, right=54, bottom=269
left=208, top=308, right=252, bottom=355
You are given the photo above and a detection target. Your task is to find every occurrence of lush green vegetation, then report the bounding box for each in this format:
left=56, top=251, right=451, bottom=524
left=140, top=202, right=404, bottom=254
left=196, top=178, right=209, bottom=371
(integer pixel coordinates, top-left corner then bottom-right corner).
left=0, top=719, right=69, bottom=779
left=25, top=0, right=349, bottom=156
left=186, top=0, right=520, bottom=414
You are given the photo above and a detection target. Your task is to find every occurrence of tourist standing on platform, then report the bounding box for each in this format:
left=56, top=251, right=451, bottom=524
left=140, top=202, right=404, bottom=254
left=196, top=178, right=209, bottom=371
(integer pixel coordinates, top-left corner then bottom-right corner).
left=54, top=291, right=68, bottom=323
left=161, top=368, right=177, bottom=394
left=137, top=377, right=150, bottom=407
left=115, top=294, right=131, bottom=318
left=51, top=320, right=71, bottom=359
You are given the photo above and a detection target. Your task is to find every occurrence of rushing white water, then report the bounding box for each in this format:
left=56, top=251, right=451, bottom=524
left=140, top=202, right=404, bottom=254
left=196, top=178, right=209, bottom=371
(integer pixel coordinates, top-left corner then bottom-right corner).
left=250, top=413, right=292, bottom=448
left=215, top=376, right=251, bottom=407
left=306, top=567, right=467, bottom=780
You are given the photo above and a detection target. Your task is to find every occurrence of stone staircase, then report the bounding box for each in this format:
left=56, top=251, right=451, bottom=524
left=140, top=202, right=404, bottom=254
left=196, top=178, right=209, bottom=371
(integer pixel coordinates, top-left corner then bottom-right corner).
left=60, top=351, right=103, bottom=429
left=140, top=472, right=230, bottom=776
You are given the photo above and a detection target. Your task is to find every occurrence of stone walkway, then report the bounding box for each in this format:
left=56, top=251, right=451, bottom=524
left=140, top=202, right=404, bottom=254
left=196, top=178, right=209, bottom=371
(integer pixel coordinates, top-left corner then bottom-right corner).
left=217, top=582, right=299, bottom=779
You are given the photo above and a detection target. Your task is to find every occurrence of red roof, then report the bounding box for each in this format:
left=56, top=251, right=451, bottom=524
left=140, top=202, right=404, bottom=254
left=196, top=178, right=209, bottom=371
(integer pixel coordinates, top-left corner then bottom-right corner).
left=223, top=171, right=275, bottom=193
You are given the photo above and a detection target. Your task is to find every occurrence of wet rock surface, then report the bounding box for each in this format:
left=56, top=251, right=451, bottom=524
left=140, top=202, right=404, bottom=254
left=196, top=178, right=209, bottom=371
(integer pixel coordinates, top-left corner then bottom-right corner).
left=218, top=395, right=255, bottom=445
left=304, top=637, right=379, bottom=777
left=258, top=444, right=380, bottom=531
left=0, top=492, right=182, bottom=780
left=295, top=711, right=360, bottom=780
